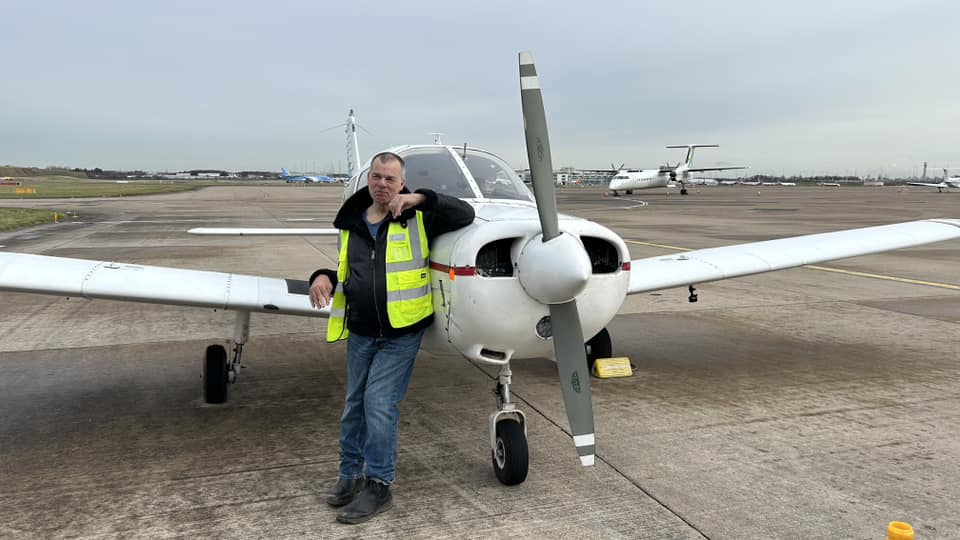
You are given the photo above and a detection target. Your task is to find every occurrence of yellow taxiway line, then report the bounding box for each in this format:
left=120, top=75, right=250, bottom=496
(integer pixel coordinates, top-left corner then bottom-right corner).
left=625, top=239, right=960, bottom=291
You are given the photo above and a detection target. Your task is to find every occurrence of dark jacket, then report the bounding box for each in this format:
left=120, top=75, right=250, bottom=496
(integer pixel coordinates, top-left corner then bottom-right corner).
left=310, top=186, right=475, bottom=338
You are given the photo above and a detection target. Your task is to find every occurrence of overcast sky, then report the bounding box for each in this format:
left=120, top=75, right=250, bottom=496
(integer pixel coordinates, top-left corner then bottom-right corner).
left=3, top=1, right=957, bottom=177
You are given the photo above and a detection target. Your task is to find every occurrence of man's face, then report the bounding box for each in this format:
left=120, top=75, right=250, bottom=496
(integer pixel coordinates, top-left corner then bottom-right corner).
left=368, top=158, right=404, bottom=205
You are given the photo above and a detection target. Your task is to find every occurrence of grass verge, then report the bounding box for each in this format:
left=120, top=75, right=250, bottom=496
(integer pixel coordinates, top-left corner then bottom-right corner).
left=0, top=208, right=61, bottom=233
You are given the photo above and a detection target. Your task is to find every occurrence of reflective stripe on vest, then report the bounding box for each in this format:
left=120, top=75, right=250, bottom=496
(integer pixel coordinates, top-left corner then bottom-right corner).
left=326, top=212, right=432, bottom=342
left=326, top=229, right=352, bottom=342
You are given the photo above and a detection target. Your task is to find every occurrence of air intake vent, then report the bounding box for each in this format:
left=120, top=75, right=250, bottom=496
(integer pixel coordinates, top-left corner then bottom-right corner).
left=581, top=236, right=620, bottom=274
left=476, top=238, right=515, bottom=277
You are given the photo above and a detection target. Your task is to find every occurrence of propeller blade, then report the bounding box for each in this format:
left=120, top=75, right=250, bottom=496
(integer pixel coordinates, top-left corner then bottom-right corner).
left=519, top=51, right=559, bottom=241
left=518, top=51, right=596, bottom=466
left=549, top=301, right=596, bottom=466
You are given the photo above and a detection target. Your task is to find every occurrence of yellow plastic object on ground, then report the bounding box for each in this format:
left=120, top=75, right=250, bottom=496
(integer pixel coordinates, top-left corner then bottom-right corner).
left=887, top=521, right=914, bottom=540
left=591, top=357, right=633, bottom=378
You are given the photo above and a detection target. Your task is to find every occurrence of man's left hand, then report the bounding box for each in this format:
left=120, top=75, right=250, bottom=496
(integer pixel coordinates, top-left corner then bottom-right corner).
left=387, top=193, right=426, bottom=218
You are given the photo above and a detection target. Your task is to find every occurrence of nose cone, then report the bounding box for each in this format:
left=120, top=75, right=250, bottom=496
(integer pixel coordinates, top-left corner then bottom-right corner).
left=517, top=232, right=592, bottom=304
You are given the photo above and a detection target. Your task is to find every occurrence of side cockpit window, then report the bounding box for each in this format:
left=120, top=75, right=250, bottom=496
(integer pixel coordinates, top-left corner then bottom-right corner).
left=464, top=153, right=532, bottom=201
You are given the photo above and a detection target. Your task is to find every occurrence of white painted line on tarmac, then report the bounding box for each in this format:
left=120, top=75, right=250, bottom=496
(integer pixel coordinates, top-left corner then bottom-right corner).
left=95, top=220, right=209, bottom=224
left=805, top=265, right=960, bottom=291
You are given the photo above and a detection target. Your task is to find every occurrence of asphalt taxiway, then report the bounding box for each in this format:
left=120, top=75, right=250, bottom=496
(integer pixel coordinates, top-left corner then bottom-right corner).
left=1, top=184, right=959, bottom=538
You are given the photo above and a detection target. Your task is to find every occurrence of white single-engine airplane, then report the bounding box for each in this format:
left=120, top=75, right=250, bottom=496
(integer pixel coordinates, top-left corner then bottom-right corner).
left=606, top=144, right=746, bottom=196
left=2, top=53, right=960, bottom=486
left=908, top=168, right=960, bottom=192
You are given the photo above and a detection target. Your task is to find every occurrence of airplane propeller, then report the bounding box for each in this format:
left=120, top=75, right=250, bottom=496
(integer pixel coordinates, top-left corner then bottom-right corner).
left=517, top=51, right=596, bottom=466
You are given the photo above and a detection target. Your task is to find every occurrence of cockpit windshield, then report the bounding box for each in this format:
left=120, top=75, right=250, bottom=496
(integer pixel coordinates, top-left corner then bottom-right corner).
left=349, top=146, right=534, bottom=203
left=401, top=147, right=476, bottom=199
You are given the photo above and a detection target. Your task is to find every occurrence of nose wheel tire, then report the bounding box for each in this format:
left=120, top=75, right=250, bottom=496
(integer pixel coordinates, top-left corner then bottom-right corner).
left=203, top=344, right=229, bottom=404
left=585, top=327, right=612, bottom=373
left=491, top=419, right=528, bottom=485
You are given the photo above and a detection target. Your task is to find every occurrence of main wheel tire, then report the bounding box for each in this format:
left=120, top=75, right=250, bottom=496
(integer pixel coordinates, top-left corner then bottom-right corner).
left=491, top=419, right=528, bottom=485
left=585, top=328, right=612, bottom=373
left=203, top=344, right=228, bottom=404
left=680, top=187, right=688, bottom=195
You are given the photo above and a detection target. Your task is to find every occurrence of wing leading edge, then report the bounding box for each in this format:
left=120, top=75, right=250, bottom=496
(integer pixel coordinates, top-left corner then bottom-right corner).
left=627, top=219, right=960, bottom=295
left=0, top=252, right=328, bottom=318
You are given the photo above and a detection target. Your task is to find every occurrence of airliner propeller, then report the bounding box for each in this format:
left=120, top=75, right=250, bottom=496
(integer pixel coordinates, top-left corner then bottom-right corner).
left=517, top=51, right=596, bottom=466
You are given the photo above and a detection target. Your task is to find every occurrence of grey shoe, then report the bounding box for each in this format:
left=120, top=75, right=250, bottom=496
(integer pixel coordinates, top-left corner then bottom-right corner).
left=325, top=476, right=365, bottom=507
left=336, top=479, right=393, bottom=524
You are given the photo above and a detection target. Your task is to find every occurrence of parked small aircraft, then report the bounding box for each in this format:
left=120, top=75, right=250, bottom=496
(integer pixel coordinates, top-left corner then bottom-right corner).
left=606, top=145, right=746, bottom=196
left=2, top=52, right=960, bottom=485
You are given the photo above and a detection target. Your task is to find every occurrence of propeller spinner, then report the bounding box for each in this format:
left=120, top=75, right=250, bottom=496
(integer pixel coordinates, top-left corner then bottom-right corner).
left=518, top=51, right=596, bottom=466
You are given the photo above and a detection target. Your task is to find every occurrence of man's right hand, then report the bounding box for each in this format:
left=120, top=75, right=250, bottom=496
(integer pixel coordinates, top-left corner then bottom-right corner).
left=309, top=275, right=334, bottom=309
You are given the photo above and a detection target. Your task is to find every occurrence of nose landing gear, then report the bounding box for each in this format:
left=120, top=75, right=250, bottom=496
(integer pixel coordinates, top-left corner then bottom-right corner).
left=489, top=363, right=528, bottom=485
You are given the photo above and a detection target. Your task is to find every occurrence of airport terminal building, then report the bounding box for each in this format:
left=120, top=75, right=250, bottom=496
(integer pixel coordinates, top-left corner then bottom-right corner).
left=516, top=167, right=615, bottom=186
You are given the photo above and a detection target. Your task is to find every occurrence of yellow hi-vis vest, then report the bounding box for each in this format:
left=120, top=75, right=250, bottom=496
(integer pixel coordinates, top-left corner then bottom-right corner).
left=326, top=211, right=432, bottom=342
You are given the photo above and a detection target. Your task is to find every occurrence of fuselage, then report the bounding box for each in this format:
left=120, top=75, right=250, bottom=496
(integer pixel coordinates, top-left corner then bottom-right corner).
left=344, top=145, right=631, bottom=364
left=607, top=165, right=699, bottom=194
left=608, top=169, right=669, bottom=193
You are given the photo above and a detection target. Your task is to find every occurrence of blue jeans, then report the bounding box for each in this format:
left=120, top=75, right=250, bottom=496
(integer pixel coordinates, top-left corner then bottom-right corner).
left=338, top=329, right=424, bottom=485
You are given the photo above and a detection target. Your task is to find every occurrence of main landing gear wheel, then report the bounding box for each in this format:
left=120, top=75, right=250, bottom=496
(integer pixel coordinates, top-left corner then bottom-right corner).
left=680, top=187, right=688, bottom=195
left=203, top=344, right=228, bottom=404
left=492, top=419, right=528, bottom=485
left=585, top=327, right=612, bottom=373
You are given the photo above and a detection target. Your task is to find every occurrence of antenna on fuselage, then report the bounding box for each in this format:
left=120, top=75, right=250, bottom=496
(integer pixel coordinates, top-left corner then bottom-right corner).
left=429, top=132, right=445, bottom=145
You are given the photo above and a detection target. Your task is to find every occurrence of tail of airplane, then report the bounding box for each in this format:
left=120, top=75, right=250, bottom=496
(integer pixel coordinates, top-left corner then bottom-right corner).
left=281, top=168, right=290, bottom=178
left=345, top=109, right=361, bottom=180
left=666, top=144, right=719, bottom=169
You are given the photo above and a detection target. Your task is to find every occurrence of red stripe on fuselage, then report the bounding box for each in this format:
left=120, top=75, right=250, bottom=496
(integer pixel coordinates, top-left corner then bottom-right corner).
left=429, top=261, right=476, bottom=276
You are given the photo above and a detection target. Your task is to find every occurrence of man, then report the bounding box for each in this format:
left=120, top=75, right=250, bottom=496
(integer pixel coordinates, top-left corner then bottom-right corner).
left=308, top=151, right=474, bottom=524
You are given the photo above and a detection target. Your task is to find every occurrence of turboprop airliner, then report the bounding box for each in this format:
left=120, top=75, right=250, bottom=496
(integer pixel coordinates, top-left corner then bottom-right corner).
left=607, top=144, right=746, bottom=196
left=3, top=53, right=960, bottom=486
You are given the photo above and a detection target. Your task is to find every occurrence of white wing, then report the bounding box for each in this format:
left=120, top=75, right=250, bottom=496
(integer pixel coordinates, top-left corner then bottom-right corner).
left=0, top=252, right=329, bottom=318
left=628, top=219, right=960, bottom=295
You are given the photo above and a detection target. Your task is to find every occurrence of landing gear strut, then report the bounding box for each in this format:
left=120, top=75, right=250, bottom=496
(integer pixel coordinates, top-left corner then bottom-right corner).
left=202, top=311, right=250, bottom=404
left=490, top=363, right=528, bottom=485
